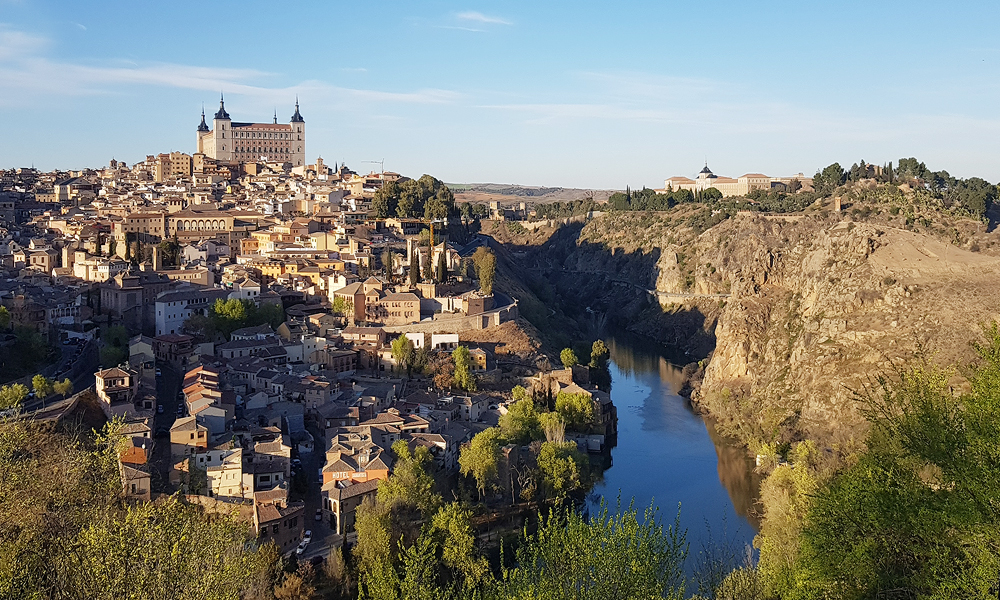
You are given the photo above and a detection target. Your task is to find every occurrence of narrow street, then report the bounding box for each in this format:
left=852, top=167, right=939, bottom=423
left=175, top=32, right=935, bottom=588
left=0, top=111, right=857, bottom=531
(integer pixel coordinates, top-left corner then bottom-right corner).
left=297, top=418, right=339, bottom=561
left=150, top=364, right=182, bottom=493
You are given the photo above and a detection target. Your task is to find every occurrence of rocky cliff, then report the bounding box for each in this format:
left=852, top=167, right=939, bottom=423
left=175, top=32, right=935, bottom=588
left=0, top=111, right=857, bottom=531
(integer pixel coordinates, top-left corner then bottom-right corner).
left=501, top=206, right=1000, bottom=451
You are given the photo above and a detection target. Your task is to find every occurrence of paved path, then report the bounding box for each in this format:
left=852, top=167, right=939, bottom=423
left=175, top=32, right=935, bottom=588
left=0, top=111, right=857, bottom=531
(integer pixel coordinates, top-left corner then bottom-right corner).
left=527, top=266, right=731, bottom=301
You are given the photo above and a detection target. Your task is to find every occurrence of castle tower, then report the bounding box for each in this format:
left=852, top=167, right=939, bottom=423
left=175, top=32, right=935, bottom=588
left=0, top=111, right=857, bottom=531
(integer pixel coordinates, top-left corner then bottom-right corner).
left=212, top=94, right=232, bottom=162
left=196, top=107, right=210, bottom=154
left=290, top=98, right=305, bottom=167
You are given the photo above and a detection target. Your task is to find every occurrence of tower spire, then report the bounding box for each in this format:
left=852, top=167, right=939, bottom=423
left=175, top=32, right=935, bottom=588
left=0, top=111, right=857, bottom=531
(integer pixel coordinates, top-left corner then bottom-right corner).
left=214, top=93, right=230, bottom=120
left=197, top=104, right=209, bottom=132
left=291, top=96, right=304, bottom=123
left=273, top=109, right=277, bottom=124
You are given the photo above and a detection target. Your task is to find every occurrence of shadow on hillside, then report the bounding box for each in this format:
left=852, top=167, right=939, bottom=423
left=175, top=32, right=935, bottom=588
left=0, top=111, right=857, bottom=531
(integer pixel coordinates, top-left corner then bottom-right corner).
left=986, top=203, right=1000, bottom=233
left=499, top=223, right=716, bottom=361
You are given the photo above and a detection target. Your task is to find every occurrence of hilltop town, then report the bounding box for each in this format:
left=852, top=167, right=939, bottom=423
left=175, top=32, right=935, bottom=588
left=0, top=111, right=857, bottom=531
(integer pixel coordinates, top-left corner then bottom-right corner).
left=0, top=100, right=617, bottom=563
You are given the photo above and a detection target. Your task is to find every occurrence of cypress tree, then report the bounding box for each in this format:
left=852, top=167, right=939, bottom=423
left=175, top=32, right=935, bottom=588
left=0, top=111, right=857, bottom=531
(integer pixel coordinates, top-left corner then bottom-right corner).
left=409, top=248, right=420, bottom=286
left=436, top=251, right=447, bottom=283
left=422, top=246, right=433, bottom=281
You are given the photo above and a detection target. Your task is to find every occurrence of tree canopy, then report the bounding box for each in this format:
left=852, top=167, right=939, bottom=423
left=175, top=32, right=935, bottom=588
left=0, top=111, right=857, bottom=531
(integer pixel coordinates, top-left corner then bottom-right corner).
left=452, top=346, right=476, bottom=392
left=0, top=415, right=278, bottom=599
left=555, top=391, right=595, bottom=431
left=560, top=347, right=578, bottom=368
left=754, top=323, right=1000, bottom=599
left=188, top=298, right=285, bottom=340
left=372, top=175, right=455, bottom=220
left=458, top=427, right=503, bottom=498
left=471, top=247, right=496, bottom=297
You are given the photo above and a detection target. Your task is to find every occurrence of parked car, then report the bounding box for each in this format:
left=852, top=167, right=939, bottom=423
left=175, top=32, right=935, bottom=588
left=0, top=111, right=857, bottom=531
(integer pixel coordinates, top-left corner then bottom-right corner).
left=315, top=509, right=322, bottom=521
left=296, top=531, right=312, bottom=556
left=176, top=405, right=184, bottom=416
left=157, top=404, right=164, bottom=414
left=309, top=555, right=324, bottom=567
left=155, top=368, right=162, bottom=377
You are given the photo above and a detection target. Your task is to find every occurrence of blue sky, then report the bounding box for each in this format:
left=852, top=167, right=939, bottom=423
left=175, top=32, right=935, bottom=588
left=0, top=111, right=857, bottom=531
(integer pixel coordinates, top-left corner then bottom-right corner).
left=2, top=0, right=999, bottom=189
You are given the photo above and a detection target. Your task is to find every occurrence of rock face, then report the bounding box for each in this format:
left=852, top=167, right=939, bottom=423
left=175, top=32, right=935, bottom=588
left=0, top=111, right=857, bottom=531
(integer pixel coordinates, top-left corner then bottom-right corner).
left=514, top=210, right=1000, bottom=449
left=696, top=215, right=1000, bottom=449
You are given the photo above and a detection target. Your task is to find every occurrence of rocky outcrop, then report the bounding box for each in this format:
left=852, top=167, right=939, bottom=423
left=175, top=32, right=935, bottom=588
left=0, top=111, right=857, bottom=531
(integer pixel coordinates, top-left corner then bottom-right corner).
left=507, top=209, right=1000, bottom=450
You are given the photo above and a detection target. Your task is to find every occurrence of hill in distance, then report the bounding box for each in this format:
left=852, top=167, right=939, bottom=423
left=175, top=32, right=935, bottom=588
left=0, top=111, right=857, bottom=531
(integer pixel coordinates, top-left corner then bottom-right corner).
left=448, top=183, right=616, bottom=205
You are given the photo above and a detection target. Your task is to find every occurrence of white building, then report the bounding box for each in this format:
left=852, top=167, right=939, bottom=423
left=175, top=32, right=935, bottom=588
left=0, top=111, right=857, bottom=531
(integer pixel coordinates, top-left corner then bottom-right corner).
left=196, top=96, right=306, bottom=167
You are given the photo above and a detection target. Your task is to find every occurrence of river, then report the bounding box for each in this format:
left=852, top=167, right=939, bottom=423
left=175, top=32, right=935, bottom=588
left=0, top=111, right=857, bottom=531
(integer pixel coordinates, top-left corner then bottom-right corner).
left=587, top=333, right=761, bottom=561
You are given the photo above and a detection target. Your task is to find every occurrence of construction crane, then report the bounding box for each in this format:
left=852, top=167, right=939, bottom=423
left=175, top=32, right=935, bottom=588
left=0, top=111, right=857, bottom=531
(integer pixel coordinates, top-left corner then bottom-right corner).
left=362, top=159, right=385, bottom=176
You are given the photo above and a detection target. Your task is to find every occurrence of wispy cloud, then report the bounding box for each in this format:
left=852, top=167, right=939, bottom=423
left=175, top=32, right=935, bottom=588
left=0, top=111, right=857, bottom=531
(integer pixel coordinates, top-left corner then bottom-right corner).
left=0, top=26, right=460, bottom=108
left=456, top=11, right=511, bottom=25
left=73, top=22, right=86, bottom=31
left=435, top=25, right=485, bottom=33
left=0, top=25, right=48, bottom=61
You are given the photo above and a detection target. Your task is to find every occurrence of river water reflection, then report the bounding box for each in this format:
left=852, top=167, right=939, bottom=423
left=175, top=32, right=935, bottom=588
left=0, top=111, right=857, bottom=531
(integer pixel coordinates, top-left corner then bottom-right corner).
left=588, top=334, right=761, bottom=556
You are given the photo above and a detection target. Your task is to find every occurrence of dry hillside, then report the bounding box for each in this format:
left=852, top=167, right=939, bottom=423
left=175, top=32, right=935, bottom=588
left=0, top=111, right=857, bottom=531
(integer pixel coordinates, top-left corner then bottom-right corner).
left=497, top=199, right=1000, bottom=454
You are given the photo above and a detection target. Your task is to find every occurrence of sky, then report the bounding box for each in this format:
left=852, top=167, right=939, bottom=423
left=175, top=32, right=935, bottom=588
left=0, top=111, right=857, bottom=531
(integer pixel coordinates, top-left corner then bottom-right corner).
left=1, top=0, right=999, bottom=189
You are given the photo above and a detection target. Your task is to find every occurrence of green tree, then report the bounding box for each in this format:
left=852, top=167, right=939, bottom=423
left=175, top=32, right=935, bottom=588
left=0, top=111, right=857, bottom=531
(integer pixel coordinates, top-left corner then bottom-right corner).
left=560, top=347, right=578, bottom=368
left=274, top=571, right=315, bottom=600
left=459, top=427, right=503, bottom=498
left=499, top=398, right=541, bottom=445
left=412, top=346, right=430, bottom=374
left=52, top=378, right=73, bottom=398
left=813, top=162, right=846, bottom=194
left=0, top=382, right=28, bottom=409
left=397, top=181, right=421, bottom=218
left=409, top=248, right=420, bottom=286
left=701, top=187, right=723, bottom=201
left=31, top=374, right=52, bottom=399
left=495, top=502, right=686, bottom=600
left=331, top=296, right=353, bottom=318
left=0, top=417, right=278, bottom=599
left=511, top=384, right=530, bottom=402
left=452, top=346, right=476, bottom=392
left=156, top=239, right=180, bottom=266
left=105, top=325, right=129, bottom=348
left=424, top=197, right=449, bottom=221
left=381, top=248, right=394, bottom=280
left=100, top=344, right=127, bottom=367
left=555, top=391, right=594, bottom=431
left=589, top=339, right=609, bottom=368
left=537, top=441, right=588, bottom=502
left=377, top=440, right=441, bottom=517
left=755, top=443, right=820, bottom=598
left=538, top=411, right=566, bottom=444
left=781, top=324, right=1000, bottom=598
left=471, top=247, right=496, bottom=296
left=373, top=180, right=401, bottom=218
left=0, top=306, right=10, bottom=330
left=435, top=251, right=447, bottom=283
left=425, top=247, right=437, bottom=282
left=430, top=502, right=489, bottom=589
left=390, top=335, right=416, bottom=375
